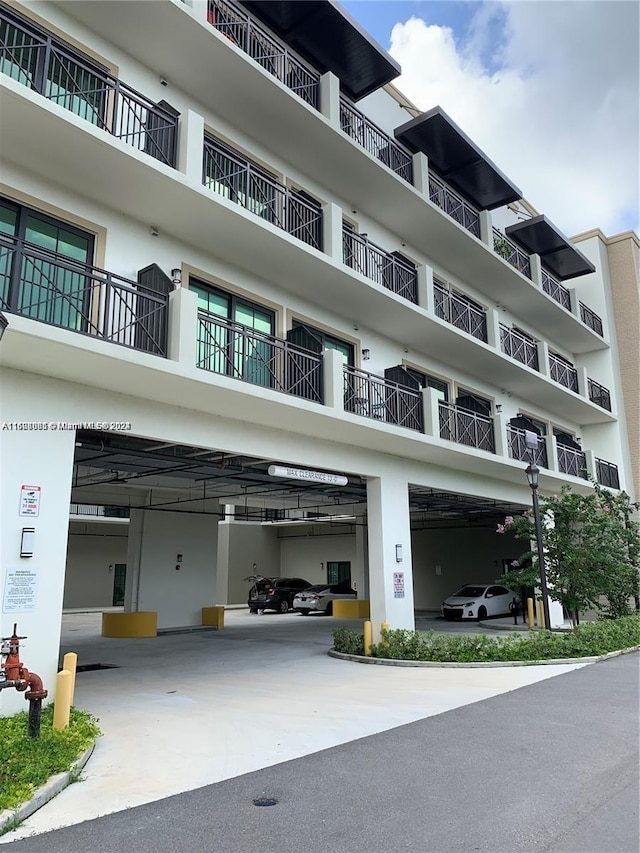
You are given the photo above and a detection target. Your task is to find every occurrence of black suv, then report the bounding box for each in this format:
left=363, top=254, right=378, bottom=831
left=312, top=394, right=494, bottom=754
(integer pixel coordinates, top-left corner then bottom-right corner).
left=247, top=577, right=311, bottom=613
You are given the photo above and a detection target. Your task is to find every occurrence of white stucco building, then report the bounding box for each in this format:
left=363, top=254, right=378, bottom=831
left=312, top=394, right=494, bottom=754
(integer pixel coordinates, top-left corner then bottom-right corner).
left=0, top=0, right=635, bottom=711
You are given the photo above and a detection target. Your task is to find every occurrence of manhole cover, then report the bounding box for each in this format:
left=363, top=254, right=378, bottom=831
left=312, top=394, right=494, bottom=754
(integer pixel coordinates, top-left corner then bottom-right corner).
left=252, top=797, right=278, bottom=807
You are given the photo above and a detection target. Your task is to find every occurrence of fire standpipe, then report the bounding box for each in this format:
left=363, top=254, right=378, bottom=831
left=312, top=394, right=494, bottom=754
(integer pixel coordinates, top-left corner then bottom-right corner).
left=0, top=623, right=48, bottom=737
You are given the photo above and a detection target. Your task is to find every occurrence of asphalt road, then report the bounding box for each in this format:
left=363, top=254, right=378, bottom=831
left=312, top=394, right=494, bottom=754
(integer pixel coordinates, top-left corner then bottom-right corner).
left=4, top=653, right=638, bottom=853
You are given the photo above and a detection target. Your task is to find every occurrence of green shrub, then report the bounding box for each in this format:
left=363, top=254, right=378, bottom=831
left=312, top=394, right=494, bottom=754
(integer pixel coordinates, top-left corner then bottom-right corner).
left=332, top=626, right=364, bottom=655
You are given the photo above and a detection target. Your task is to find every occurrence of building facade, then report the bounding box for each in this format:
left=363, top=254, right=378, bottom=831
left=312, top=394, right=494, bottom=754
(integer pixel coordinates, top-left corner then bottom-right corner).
left=0, top=0, right=634, bottom=711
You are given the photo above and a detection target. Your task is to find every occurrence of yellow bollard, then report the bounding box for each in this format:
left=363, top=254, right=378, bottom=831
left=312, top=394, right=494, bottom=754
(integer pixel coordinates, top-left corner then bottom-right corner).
left=363, top=620, right=372, bottom=656
left=53, top=670, right=72, bottom=731
left=536, top=599, right=546, bottom=629
left=63, top=652, right=78, bottom=708
left=527, top=597, right=535, bottom=629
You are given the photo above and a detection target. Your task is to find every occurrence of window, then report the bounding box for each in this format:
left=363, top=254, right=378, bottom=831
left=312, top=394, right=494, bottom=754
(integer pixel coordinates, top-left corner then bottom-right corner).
left=455, top=390, right=491, bottom=417
left=327, top=561, right=351, bottom=585
left=405, top=369, right=449, bottom=402
left=289, top=321, right=354, bottom=365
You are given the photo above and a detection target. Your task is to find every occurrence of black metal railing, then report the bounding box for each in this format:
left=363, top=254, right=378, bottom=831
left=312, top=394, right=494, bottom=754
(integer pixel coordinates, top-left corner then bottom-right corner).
left=507, top=425, right=547, bottom=467
left=493, top=229, right=531, bottom=278
left=339, top=97, right=413, bottom=183
left=587, top=377, right=612, bottom=411
left=580, top=301, right=604, bottom=336
left=69, top=504, right=130, bottom=518
left=197, top=312, right=323, bottom=403
left=429, top=173, right=480, bottom=237
left=557, top=443, right=587, bottom=479
left=549, top=352, right=579, bottom=392
left=342, top=227, right=417, bottom=303
left=343, top=365, right=423, bottom=432
left=438, top=401, right=495, bottom=453
left=203, top=136, right=322, bottom=250
left=434, top=281, right=487, bottom=341
left=541, top=267, right=571, bottom=311
left=206, top=0, right=319, bottom=108
left=0, top=7, right=179, bottom=166
left=499, top=325, right=539, bottom=369
left=595, top=458, right=620, bottom=489
left=0, top=235, right=170, bottom=355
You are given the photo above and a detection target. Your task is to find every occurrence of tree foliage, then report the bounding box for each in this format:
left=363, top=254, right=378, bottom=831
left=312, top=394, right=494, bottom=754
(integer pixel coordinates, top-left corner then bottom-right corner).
left=497, top=483, right=639, bottom=620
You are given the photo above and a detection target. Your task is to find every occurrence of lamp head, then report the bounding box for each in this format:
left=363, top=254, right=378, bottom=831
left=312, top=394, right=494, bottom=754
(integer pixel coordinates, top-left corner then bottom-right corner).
left=525, top=463, right=539, bottom=489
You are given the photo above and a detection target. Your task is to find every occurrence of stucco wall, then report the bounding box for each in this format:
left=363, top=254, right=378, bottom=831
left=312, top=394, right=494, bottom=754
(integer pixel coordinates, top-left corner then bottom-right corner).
left=279, top=528, right=359, bottom=589
left=64, top=521, right=128, bottom=608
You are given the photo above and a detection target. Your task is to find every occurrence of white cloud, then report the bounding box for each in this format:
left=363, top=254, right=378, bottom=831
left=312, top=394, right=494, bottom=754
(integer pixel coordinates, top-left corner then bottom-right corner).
left=389, top=1, right=639, bottom=236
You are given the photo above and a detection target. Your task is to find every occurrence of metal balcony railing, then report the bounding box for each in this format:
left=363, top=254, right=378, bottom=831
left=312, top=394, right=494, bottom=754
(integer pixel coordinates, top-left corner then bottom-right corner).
left=339, top=97, right=413, bottom=183
left=434, top=282, right=487, bottom=342
left=69, top=504, right=130, bottom=518
left=0, top=7, right=179, bottom=166
left=499, top=325, right=539, bottom=369
left=203, top=136, right=322, bottom=250
left=580, top=302, right=604, bottom=336
left=549, top=352, right=579, bottom=392
left=0, top=235, right=170, bottom=355
left=206, top=0, right=319, bottom=109
left=429, top=173, right=480, bottom=237
left=507, top=426, right=547, bottom=467
left=541, top=267, right=571, bottom=311
left=557, top=444, right=587, bottom=478
left=587, top=378, right=612, bottom=411
left=197, top=312, right=323, bottom=403
left=493, top=229, right=531, bottom=278
left=438, top=402, right=495, bottom=453
left=342, top=227, right=417, bottom=303
left=595, top=458, right=620, bottom=490
left=343, top=365, right=423, bottom=432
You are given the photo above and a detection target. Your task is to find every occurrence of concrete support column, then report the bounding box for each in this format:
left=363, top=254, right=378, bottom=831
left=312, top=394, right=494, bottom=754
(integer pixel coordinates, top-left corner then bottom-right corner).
left=537, top=340, right=550, bottom=378
left=478, top=210, right=493, bottom=249
left=319, top=71, right=340, bottom=126
left=323, top=347, right=345, bottom=411
left=178, top=109, right=205, bottom=185
left=576, top=366, right=589, bottom=399
left=189, top=1, right=208, bottom=25
left=493, top=412, right=508, bottom=459
left=529, top=253, right=543, bottom=288
left=322, top=202, right=344, bottom=264
left=411, top=151, right=429, bottom=196
left=168, top=286, right=198, bottom=367
left=366, top=473, right=415, bottom=637
left=355, top=518, right=369, bottom=600
left=216, top=519, right=231, bottom=605
left=417, top=264, right=434, bottom=313
left=0, top=425, right=76, bottom=714
left=486, top=307, right=502, bottom=350
left=422, top=387, right=441, bottom=438
left=583, top=449, right=597, bottom=482
left=569, top=287, right=580, bottom=320
left=546, top=435, right=559, bottom=472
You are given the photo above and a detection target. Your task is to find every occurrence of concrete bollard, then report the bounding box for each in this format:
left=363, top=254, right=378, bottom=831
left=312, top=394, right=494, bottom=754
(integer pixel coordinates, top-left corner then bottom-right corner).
left=63, top=652, right=78, bottom=707
left=363, top=620, right=372, bottom=656
left=527, top=597, right=535, bottom=629
left=53, top=669, right=72, bottom=731
left=536, top=599, right=546, bottom=629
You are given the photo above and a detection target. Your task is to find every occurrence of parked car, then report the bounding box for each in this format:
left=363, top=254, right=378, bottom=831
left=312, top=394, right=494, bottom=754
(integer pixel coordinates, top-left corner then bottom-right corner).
left=246, top=577, right=311, bottom=613
left=293, top=584, right=357, bottom=615
left=441, top=584, right=519, bottom=620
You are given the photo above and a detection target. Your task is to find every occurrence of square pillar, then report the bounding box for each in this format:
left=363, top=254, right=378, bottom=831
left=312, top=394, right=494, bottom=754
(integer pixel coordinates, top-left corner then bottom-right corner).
left=576, top=366, right=589, bottom=399
left=366, top=474, right=415, bottom=637
left=168, top=286, right=198, bottom=367
left=537, top=340, right=550, bottom=379
left=322, top=202, right=344, bottom=264
left=355, top=519, right=369, bottom=600
left=547, top=435, right=559, bottom=473
left=412, top=151, right=429, bottom=196
left=417, top=264, right=434, bottom=313
left=319, top=71, right=340, bottom=126
left=323, top=347, right=345, bottom=411
left=422, top=387, right=441, bottom=438
left=493, top=412, right=508, bottom=458
left=478, top=210, right=493, bottom=248
left=529, top=253, right=543, bottom=288
left=177, top=109, right=205, bottom=185
left=486, top=307, right=501, bottom=350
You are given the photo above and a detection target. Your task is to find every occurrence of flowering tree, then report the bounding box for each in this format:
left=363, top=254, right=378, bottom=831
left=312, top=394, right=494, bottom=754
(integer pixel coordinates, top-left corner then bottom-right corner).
left=497, top=482, right=639, bottom=622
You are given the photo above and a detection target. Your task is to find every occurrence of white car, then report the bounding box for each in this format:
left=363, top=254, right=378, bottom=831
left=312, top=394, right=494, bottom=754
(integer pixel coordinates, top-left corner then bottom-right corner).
left=441, top=584, right=519, bottom=621
left=293, top=584, right=357, bottom=615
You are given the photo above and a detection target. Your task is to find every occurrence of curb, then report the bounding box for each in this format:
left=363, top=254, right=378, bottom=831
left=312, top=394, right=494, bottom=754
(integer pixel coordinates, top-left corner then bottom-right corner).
left=0, top=742, right=95, bottom=835
left=327, top=644, right=640, bottom=668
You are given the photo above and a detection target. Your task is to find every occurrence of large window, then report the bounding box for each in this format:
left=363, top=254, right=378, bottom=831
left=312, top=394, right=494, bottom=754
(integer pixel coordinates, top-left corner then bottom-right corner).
left=405, top=368, right=449, bottom=402
left=288, top=320, right=354, bottom=365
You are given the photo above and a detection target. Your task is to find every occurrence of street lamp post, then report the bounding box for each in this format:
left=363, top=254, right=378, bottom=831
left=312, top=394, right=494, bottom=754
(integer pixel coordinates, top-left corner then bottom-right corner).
left=525, top=462, right=552, bottom=630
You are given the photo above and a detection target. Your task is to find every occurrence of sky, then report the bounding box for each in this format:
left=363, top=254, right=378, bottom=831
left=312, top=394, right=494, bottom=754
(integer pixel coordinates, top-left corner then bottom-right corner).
left=341, top=1, right=640, bottom=237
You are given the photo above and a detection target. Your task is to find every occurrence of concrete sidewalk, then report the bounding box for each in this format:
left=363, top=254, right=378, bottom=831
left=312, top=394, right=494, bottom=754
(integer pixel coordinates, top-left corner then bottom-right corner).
left=1, top=611, right=588, bottom=842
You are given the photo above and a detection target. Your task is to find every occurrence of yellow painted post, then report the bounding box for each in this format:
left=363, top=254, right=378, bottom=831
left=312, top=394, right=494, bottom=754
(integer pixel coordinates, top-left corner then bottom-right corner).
left=537, top=599, right=546, bottom=629
left=53, top=670, right=72, bottom=731
left=363, top=620, right=372, bottom=656
left=63, top=652, right=78, bottom=707
left=527, top=597, right=535, bottom=629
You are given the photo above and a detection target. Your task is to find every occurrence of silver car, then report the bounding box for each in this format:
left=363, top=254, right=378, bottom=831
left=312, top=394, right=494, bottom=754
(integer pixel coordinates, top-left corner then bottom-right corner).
left=441, top=584, right=519, bottom=620
left=293, top=584, right=357, bottom=615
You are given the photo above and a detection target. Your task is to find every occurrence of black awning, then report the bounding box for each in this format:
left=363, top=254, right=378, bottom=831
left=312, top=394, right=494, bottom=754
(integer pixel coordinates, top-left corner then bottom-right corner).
left=505, top=216, right=595, bottom=280
left=239, top=1, right=401, bottom=101
left=394, top=107, right=521, bottom=210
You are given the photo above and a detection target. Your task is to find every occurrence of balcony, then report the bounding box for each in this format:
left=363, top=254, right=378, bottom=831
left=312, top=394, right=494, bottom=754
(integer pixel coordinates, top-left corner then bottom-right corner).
left=342, top=227, right=417, bottom=304
left=587, top=378, right=612, bottom=411
left=69, top=504, right=130, bottom=518
left=343, top=365, right=423, bottom=432
left=0, top=235, right=171, bottom=355
left=579, top=301, right=604, bottom=337
left=438, top=402, right=495, bottom=453
left=557, top=444, right=587, bottom=479
left=0, top=5, right=179, bottom=167
left=197, top=311, right=323, bottom=403
left=428, top=173, right=480, bottom=238
left=493, top=229, right=531, bottom=279
left=595, top=458, right=620, bottom=490
left=339, top=97, right=413, bottom=184
left=203, top=135, right=322, bottom=250
left=500, top=326, right=539, bottom=370
left=434, top=281, right=487, bottom=342
left=541, top=267, right=571, bottom=310
left=206, top=0, right=320, bottom=109
left=549, top=351, right=579, bottom=392
left=507, top=425, right=547, bottom=467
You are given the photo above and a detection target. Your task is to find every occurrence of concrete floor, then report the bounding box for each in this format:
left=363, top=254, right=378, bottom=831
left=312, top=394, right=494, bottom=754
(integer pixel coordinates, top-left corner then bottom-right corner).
left=2, top=610, right=586, bottom=842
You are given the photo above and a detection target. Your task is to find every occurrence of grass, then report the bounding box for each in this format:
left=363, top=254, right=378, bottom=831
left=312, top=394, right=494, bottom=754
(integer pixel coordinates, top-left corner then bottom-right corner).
left=0, top=705, right=100, bottom=814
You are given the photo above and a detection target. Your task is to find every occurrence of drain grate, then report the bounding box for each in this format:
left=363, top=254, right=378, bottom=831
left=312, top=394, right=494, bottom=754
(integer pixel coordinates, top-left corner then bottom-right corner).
left=76, top=663, right=120, bottom=673
left=253, top=797, right=278, bottom=807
